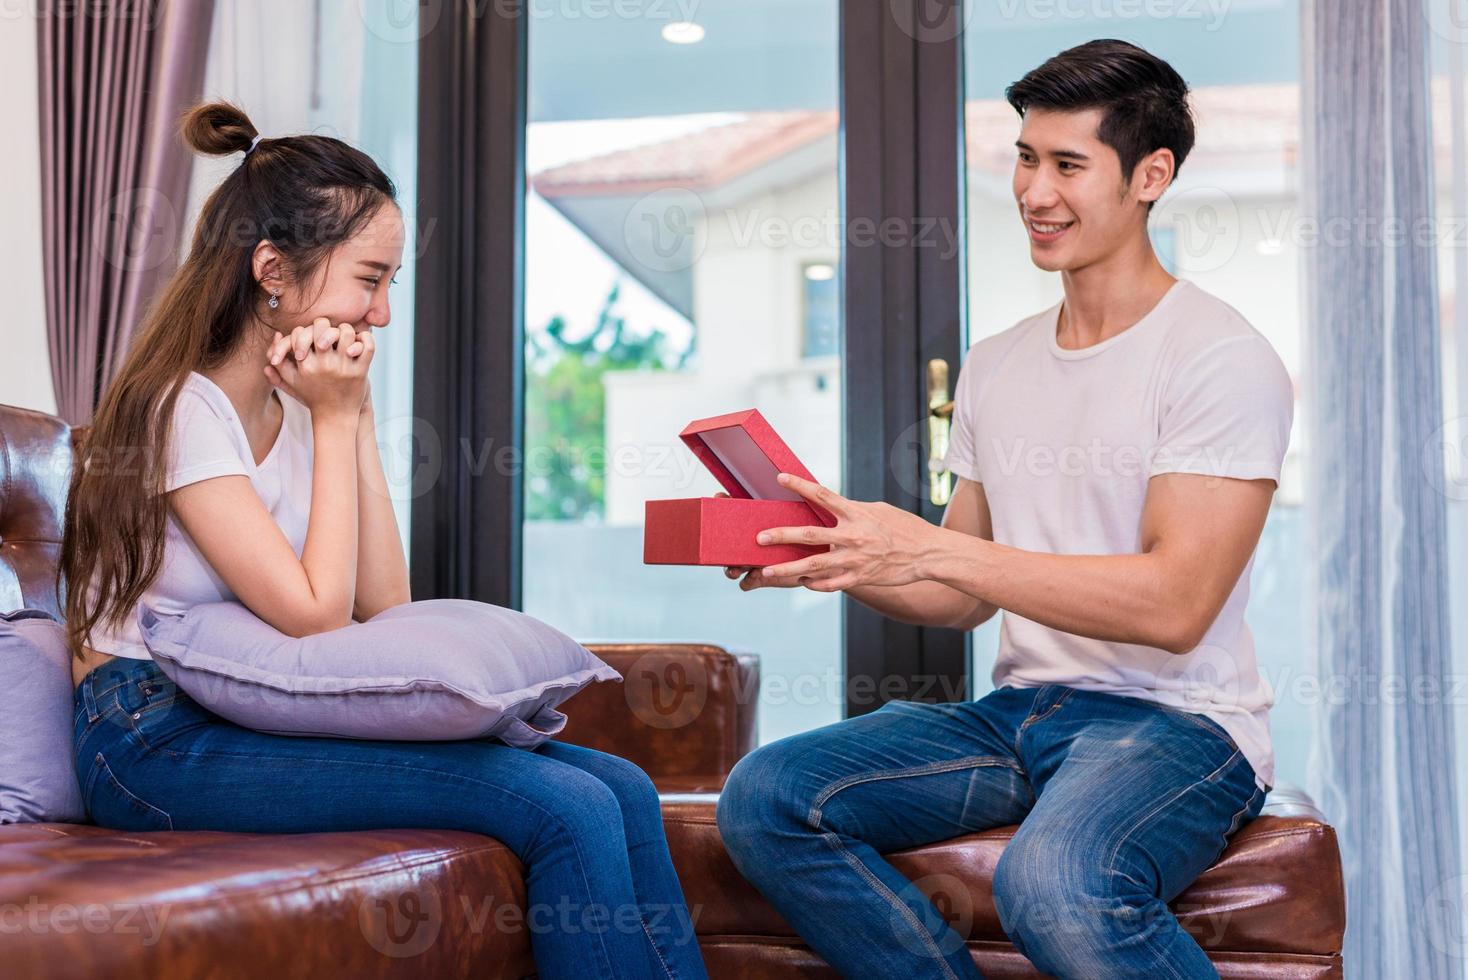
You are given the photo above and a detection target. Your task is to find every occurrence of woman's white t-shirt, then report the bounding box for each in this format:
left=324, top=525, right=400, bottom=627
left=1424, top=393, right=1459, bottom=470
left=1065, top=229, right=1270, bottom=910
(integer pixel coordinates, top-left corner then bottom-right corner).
left=86, top=372, right=314, bottom=660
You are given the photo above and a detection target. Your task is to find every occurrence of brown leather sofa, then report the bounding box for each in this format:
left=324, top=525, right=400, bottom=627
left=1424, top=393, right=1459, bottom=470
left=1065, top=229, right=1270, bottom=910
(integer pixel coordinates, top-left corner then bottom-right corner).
left=0, top=402, right=1346, bottom=977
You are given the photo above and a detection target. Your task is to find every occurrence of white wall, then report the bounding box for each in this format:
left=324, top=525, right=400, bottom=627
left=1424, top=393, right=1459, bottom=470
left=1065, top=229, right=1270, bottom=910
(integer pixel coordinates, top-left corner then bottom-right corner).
left=602, top=170, right=845, bottom=526
left=0, top=10, right=58, bottom=415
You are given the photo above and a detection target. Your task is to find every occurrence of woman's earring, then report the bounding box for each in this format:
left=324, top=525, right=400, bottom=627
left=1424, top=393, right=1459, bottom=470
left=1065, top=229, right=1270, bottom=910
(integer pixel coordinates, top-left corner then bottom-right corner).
left=268, top=290, right=280, bottom=310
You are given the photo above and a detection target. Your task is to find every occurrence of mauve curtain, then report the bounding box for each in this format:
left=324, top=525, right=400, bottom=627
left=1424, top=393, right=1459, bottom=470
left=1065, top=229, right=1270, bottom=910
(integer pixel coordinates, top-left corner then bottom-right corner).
left=1303, top=0, right=1462, bottom=974
left=36, top=0, right=216, bottom=425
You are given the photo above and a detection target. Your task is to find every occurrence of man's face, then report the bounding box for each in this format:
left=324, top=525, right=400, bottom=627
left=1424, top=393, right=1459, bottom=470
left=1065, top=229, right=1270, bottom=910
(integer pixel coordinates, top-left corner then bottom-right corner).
left=1011, top=107, right=1150, bottom=273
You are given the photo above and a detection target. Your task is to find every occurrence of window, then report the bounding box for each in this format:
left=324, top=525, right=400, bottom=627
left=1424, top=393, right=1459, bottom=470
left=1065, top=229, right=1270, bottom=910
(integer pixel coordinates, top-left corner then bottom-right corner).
left=960, top=1, right=1311, bottom=783
left=521, top=2, right=845, bottom=746
left=802, top=261, right=839, bottom=359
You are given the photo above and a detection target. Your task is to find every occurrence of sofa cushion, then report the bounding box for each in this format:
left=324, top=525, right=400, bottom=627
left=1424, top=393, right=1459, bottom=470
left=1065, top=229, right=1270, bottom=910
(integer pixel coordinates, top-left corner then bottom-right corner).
left=558, top=644, right=760, bottom=793
left=692, top=939, right=1344, bottom=979
left=0, top=822, right=534, bottom=979
left=1, top=608, right=85, bottom=823
left=0, top=790, right=1344, bottom=979
left=660, top=787, right=1345, bottom=970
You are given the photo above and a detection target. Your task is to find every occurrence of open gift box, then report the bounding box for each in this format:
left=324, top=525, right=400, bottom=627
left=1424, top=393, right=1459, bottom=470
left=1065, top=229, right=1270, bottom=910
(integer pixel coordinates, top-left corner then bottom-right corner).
left=643, top=409, right=838, bottom=567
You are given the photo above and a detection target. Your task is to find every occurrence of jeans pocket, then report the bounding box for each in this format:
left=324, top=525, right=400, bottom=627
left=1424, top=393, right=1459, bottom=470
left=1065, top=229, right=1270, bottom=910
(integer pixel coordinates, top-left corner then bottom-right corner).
left=72, top=694, right=91, bottom=744
left=84, top=752, right=174, bottom=832
left=1151, top=702, right=1239, bottom=753
left=130, top=696, right=215, bottom=757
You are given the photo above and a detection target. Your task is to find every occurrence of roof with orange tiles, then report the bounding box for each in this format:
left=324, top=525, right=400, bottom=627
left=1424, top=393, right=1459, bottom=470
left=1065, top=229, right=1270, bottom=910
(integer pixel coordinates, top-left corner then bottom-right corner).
left=532, top=80, right=1464, bottom=199
left=531, top=84, right=1309, bottom=198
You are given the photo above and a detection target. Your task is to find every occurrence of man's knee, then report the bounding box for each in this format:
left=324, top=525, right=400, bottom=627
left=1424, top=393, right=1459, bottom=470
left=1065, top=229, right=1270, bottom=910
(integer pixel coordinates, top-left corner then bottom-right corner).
left=992, top=837, right=1153, bottom=971
left=716, top=741, right=812, bottom=858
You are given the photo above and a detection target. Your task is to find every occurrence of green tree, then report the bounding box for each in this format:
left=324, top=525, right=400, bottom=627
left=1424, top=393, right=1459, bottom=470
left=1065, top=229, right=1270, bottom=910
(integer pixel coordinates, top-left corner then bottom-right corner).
left=525, top=282, right=691, bottom=521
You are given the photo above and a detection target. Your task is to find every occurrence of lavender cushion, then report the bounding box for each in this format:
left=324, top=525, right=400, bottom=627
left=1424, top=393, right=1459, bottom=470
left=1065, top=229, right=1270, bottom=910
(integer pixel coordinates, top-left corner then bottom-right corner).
left=138, top=599, right=620, bottom=748
left=1, top=609, right=85, bottom=823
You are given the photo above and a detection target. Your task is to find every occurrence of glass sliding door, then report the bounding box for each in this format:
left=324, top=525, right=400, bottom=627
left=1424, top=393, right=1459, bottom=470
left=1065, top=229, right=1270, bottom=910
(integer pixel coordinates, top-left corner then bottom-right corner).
left=958, top=1, right=1308, bottom=780
left=521, top=1, right=843, bottom=745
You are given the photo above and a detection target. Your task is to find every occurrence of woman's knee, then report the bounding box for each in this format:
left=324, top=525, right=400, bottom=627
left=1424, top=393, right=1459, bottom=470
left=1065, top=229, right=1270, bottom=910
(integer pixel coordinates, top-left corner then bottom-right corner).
left=540, top=742, right=661, bottom=813
left=589, top=750, right=662, bottom=811
left=575, top=751, right=666, bottom=842
left=518, top=764, right=627, bottom=852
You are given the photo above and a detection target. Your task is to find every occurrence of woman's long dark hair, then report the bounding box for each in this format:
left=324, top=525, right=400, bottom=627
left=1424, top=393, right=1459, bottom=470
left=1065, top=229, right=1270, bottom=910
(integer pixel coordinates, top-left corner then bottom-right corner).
left=59, top=101, right=397, bottom=660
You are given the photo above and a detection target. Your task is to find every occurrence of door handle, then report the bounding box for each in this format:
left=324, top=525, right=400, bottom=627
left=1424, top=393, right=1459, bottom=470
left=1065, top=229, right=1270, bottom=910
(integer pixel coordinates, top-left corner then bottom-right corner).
left=927, top=358, right=954, bottom=507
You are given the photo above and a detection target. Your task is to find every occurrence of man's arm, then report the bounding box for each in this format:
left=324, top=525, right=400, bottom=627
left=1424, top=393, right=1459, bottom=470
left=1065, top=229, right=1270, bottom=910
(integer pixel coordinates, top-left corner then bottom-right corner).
left=923, top=473, right=1273, bottom=652
left=730, top=479, right=997, bottom=631
left=852, top=479, right=1003, bottom=629
left=756, top=471, right=1276, bottom=655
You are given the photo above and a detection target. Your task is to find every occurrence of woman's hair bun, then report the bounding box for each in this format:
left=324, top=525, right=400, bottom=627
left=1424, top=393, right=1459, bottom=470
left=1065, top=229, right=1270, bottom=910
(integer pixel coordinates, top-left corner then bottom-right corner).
left=179, top=101, right=258, bottom=157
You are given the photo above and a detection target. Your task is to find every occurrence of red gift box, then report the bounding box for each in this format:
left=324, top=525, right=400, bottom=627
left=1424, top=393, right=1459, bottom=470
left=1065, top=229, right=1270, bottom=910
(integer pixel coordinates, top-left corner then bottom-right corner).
left=643, top=409, right=837, bottom=567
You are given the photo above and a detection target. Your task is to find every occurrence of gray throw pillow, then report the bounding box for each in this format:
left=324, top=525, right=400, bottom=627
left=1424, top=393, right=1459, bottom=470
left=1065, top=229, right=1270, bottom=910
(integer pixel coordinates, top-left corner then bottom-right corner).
left=2, top=609, right=86, bottom=823
left=138, top=599, right=620, bottom=748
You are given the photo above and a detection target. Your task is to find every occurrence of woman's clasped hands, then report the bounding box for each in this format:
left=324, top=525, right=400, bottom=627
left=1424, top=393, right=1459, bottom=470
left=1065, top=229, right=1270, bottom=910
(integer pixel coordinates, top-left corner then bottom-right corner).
left=263, top=317, right=374, bottom=420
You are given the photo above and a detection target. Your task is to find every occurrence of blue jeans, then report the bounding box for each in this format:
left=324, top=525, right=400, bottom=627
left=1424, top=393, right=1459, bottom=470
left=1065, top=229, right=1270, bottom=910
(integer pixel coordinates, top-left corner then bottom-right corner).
left=716, top=685, right=1266, bottom=979
left=72, top=656, right=708, bottom=980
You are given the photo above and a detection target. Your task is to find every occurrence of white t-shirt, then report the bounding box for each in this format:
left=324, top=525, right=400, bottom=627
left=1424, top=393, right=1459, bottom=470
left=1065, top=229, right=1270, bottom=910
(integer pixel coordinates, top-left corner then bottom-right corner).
left=942, top=279, right=1293, bottom=790
left=86, top=372, right=314, bottom=660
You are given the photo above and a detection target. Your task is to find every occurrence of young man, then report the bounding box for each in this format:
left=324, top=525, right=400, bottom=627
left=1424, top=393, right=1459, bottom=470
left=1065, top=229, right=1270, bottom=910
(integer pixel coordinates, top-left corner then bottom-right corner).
left=715, top=39, right=1292, bottom=979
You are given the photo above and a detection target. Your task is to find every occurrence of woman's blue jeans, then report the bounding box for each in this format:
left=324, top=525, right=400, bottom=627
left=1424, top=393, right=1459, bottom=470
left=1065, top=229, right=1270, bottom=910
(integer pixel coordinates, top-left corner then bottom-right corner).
left=716, top=684, right=1266, bottom=979
left=72, top=656, right=708, bottom=980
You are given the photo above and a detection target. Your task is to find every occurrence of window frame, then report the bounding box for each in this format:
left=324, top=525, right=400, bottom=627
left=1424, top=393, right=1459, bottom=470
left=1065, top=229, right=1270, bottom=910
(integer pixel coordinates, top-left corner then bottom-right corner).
left=413, top=1, right=972, bottom=715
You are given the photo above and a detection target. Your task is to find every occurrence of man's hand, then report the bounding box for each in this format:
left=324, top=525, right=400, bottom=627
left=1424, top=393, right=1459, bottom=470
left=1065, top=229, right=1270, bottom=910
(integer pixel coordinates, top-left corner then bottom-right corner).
left=718, top=492, right=801, bottom=591
left=721, top=477, right=998, bottom=631
left=741, top=473, right=943, bottom=592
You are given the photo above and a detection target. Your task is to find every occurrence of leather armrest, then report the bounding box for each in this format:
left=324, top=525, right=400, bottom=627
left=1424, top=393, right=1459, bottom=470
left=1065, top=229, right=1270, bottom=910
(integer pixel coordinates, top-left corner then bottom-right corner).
left=557, top=643, right=760, bottom=793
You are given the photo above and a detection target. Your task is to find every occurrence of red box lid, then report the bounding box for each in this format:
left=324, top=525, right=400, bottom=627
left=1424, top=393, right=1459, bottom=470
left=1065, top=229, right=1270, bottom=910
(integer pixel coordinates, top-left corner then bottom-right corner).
left=678, top=409, right=838, bottom=527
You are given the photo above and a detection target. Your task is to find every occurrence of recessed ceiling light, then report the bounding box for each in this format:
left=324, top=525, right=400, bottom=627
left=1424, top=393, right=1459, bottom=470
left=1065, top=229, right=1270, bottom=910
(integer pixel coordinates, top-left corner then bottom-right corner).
left=662, top=21, right=705, bottom=44
left=805, top=263, right=835, bottom=281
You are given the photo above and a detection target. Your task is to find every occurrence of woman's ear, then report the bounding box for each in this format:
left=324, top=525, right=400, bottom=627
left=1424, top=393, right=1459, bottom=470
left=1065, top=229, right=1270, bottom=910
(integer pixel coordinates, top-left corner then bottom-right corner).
left=251, top=239, right=283, bottom=295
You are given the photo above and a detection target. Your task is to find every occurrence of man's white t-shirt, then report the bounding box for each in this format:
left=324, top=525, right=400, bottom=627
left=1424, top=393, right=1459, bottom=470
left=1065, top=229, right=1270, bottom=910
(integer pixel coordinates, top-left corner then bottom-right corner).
left=86, top=372, right=314, bottom=660
left=942, top=278, right=1293, bottom=790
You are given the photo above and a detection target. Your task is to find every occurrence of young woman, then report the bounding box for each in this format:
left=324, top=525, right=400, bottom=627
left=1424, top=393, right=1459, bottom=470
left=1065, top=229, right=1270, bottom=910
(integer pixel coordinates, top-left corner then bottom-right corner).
left=61, top=101, right=707, bottom=980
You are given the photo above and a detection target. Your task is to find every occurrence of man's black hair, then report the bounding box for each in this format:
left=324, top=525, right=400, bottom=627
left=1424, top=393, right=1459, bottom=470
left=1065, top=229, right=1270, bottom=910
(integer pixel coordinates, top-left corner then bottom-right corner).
left=1006, top=39, right=1194, bottom=203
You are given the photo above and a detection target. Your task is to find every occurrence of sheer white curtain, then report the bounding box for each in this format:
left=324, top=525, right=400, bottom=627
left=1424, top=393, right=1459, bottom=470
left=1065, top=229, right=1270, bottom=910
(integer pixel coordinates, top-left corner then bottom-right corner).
left=1303, top=0, right=1464, bottom=973
left=182, top=0, right=420, bottom=559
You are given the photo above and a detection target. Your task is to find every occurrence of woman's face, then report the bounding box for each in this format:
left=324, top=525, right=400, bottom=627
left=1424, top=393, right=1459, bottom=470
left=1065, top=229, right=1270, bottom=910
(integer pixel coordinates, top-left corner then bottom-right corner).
left=259, top=203, right=406, bottom=337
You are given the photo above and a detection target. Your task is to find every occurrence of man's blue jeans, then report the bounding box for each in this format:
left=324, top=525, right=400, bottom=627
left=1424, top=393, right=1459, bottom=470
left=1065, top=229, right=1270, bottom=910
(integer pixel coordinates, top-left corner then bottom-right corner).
left=716, top=684, right=1266, bottom=979
left=73, top=656, right=709, bottom=980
